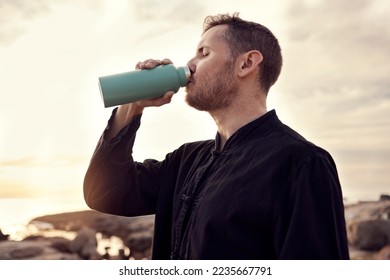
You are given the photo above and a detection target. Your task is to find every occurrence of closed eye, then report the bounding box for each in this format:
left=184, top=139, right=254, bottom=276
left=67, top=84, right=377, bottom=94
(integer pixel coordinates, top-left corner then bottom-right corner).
left=197, top=46, right=210, bottom=58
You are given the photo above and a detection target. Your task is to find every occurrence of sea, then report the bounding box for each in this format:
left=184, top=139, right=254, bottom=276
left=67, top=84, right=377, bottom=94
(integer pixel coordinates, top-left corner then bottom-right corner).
left=0, top=197, right=87, bottom=235
left=0, top=197, right=126, bottom=256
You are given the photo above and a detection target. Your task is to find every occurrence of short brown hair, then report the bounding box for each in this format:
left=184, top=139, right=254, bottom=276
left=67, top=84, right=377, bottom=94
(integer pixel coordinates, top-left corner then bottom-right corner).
left=203, top=13, right=283, bottom=93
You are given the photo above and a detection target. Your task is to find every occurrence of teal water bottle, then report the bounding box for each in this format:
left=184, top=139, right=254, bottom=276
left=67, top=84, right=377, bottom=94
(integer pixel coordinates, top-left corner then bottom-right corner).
left=98, top=64, right=191, bottom=108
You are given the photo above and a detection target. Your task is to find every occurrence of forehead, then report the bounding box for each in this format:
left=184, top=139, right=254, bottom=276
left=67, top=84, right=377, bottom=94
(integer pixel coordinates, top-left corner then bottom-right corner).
left=197, top=24, right=228, bottom=49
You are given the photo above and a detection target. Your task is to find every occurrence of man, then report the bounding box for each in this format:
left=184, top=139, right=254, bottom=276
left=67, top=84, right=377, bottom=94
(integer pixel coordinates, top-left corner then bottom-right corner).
left=84, top=13, right=350, bottom=260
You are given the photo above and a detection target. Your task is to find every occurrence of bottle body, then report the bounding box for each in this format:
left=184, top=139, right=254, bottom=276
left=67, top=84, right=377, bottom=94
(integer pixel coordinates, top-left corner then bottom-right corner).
left=98, top=64, right=191, bottom=108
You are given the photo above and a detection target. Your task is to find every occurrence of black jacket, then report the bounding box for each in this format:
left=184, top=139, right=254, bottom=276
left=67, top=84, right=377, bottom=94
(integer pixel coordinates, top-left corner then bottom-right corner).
left=84, top=109, right=350, bottom=260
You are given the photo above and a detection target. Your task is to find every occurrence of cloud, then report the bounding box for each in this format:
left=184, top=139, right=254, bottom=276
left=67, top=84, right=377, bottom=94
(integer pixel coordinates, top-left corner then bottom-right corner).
left=279, top=0, right=390, bottom=133
left=271, top=0, right=390, bottom=200
left=0, top=0, right=387, bottom=203
left=127, top=0, right=206, bottom=54
left=282, top=0, right=390, bottom=95
left=131, top=0, right=204, bottom=23
left=0, top=156, right=87, bottom=168
left=0, top=0, right=103, bottom=44
left=0, top=0, right=49, bottom=43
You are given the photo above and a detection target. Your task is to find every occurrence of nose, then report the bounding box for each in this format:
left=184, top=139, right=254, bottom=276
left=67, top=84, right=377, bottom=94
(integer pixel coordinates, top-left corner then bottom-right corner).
left=186, top=57, right=196, bottom=75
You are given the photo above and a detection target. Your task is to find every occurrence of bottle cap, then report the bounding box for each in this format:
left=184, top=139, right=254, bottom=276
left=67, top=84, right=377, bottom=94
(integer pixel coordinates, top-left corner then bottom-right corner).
left=182, top=66, right=191, bottom=80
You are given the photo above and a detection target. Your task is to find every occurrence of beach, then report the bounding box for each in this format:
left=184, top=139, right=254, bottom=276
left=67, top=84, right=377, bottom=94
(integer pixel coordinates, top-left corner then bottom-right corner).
left=1, top=195, right=390, bottom=260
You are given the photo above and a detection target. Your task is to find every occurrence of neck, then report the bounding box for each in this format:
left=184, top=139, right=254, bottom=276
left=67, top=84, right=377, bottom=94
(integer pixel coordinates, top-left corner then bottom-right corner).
left=210, top=98, right=267, bottom=151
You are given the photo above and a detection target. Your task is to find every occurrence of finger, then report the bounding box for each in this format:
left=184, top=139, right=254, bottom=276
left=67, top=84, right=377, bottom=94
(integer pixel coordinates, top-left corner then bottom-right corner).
left=138, top=60, right=148, bottom=69
left=144, top=59, right=162, bottom=69
left=135, top=61, right=142, bottom=70
left=136, top=58, right=172, bottom=70
left=154, top=92, right=174, bottom=106
left=136, top=60, right=151, bottom=69
left=161, top=58, right=173, bottom=65
left=161, top=91, right=174, bottom=102
left=137, top=91, right=174, bottom=108
left=149, top=91, right=174, bottom=105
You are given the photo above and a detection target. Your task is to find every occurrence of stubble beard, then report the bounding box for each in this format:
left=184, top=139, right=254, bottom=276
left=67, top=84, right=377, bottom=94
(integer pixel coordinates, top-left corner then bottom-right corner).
left=185, top=64, right=239, bottom=112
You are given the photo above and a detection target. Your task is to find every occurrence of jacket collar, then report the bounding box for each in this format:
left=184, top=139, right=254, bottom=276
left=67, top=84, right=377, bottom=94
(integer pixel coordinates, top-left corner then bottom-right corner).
left=214, top=109, right=279, bottom=153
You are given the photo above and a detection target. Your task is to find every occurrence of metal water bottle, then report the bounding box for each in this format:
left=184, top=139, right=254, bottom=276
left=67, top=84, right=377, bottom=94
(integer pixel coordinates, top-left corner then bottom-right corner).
left=98, top=64, right=191, bottom=108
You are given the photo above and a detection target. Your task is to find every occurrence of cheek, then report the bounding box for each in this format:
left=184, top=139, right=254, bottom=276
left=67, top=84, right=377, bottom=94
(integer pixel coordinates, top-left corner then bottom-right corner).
left=194, top=61, right=206, bottom=76
left=194, top=61, right=217, bottom=80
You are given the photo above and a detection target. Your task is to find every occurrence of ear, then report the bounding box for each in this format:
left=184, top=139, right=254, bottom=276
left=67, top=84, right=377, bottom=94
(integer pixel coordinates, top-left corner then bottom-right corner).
left=237, top=50, right=263, bottom=78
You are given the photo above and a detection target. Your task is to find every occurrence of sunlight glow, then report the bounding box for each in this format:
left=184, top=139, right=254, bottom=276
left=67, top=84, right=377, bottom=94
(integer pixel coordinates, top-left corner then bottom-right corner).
left=1, top=0, right=389, bottom=227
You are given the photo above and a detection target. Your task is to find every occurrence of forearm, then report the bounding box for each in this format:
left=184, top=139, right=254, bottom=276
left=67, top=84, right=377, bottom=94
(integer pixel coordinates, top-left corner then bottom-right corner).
left=84, top=58, right=175, bottom=216
left=106, top=103, right=144, bottom=140
left=83, top=112, right=158, bottom=216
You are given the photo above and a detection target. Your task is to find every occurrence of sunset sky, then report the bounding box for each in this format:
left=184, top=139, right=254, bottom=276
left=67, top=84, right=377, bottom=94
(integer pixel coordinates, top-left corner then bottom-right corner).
left=1, top=0, right=389, bottom=223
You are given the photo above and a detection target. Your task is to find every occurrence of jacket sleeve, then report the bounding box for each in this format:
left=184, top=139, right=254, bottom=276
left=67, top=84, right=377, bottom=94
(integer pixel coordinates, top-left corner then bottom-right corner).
left=275, top=154, right=350, bottom=259
left=83, top=109, right=168, bottom=217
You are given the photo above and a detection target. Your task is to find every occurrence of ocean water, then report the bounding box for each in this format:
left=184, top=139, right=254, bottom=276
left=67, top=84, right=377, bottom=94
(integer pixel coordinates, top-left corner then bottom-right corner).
left=0, top=197, right=126, bottom=256
left=0, top=197, right=88, bottom=238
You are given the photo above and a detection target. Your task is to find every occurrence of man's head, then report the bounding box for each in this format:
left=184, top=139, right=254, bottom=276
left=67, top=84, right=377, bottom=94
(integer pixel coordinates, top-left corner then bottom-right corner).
left=203, top=13, right=282, bottom=93
left=185, top=13, right=282, bottom=112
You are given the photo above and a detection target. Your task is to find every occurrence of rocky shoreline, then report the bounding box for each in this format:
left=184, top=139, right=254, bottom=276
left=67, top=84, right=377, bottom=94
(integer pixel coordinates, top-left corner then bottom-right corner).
left=1, top=196, right=390, bottom=260
left=345, top=196, right=390, bottom=260
left=0, top=211, right=154, bottom=260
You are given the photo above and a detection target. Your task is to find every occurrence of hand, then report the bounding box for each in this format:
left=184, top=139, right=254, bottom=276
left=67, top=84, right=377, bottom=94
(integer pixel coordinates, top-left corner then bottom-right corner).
left=107, top=58, right=175, bottom=139
left=135, top=58, right=173, bottom=70
left=134, top=58, right=175, bottom=109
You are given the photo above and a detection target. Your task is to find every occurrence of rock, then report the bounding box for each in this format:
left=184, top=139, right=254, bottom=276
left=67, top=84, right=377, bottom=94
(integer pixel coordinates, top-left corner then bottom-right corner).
left=126, top=231, right=153, bottom=252
left=349, top=247, right=378, bottom=260
left=345, top=200, right=390, bottom=222
left=122, top=215, right=154, bottom=259
left=0, top=240, right=80, bottom=260
left=93, top=216, right=121, bottom=237
left=30, top=210, right=106, bottom=232
left=379, top=194, right=390, bottom=201
left=31, top=210, right=154, bottom=239
left=49, top=237, right=73, bottom=254
left=345, top=199, right=390, bottom=255
left=125, top=231, right=153, bottom=260
left=70, top=227, right=101, bottom=260
left=0, top=229, right=9, bottom=241
left=3, top=210, right=157, bottom=259
left=22, top=235, right=73, bottom=254
left=117, top=248, right=130, bottom=260
left=126, top=216, right=154, bottom=233
left=348, top=219, right=390, bottom=251
left=10, top=245, right=44, bottom=259
left=5, top=197, right=390, bottom=260
left=377, top=244, right=390, bottom=260
left=30, top=211, right=155, bottom=259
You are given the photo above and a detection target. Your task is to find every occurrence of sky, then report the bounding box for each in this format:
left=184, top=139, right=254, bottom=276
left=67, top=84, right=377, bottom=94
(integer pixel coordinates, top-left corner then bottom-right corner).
left=0, top=0, right=389, bottom=222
